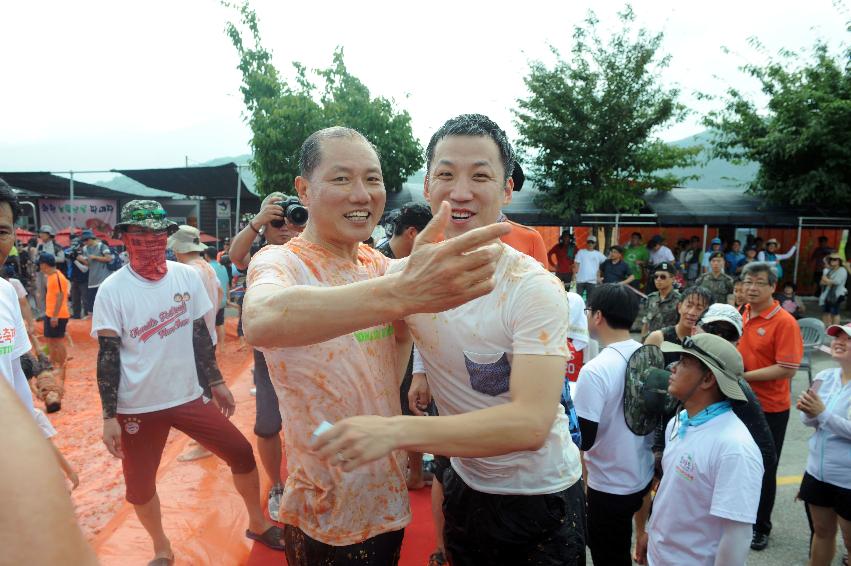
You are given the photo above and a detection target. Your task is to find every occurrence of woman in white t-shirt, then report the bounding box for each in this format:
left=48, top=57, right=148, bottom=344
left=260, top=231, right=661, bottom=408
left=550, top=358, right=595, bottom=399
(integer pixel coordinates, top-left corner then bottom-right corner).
left=796, top=322, right=851, bottom=566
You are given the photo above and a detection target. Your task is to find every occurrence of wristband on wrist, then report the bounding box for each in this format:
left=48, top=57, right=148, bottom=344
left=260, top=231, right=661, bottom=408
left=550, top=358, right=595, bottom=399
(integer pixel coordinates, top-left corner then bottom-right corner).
left=248, top=221, right=260, bottom=234
left=208, top=379, right=225, bottom=387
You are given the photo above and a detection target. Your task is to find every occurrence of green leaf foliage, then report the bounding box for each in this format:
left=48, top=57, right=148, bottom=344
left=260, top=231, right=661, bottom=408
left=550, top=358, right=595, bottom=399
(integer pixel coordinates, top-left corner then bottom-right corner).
left=704, top=39, right=851, bottom=210
left=224, top=2, right=422, bottom=196
left=514, top=6, right=699, bottom=222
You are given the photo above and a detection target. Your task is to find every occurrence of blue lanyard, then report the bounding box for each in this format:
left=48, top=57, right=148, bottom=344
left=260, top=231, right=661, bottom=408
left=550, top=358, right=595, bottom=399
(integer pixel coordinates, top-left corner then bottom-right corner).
left=677, top=401, right=733, bottom=439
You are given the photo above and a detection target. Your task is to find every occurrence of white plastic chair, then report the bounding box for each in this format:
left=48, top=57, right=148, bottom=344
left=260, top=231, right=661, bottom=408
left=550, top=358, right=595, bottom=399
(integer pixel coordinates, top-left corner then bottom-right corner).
left=797, top=318, right=826, bottom=385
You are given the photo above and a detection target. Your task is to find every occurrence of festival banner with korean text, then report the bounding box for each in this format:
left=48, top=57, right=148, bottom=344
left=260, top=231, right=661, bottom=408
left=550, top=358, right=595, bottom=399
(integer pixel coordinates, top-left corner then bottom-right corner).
left=38, top=199, right=118, bottom=233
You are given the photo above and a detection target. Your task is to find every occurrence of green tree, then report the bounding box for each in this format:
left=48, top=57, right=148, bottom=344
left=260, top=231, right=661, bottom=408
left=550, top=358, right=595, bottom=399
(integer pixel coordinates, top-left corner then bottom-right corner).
left=514, top=7, right=698, bottom=222
left=704, top=38, right=851, bottom=221
left=225, top=2, right=422, bottom=196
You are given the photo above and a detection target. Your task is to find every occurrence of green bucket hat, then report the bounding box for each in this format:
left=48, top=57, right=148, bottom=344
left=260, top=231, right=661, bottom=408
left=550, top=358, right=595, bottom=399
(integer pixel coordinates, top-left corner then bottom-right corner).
left=115, top=200, right=178, bottom=234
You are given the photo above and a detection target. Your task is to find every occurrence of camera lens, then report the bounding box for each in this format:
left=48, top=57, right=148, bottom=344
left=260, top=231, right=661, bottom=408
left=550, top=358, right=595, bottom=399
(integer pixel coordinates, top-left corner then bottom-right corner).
left=287, top=205, right=308, bottom=226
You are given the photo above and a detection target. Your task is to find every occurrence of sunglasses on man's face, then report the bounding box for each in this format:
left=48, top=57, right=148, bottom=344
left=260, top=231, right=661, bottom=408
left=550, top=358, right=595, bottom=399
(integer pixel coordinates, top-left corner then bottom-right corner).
left=654, top=274, right=670, bottom=280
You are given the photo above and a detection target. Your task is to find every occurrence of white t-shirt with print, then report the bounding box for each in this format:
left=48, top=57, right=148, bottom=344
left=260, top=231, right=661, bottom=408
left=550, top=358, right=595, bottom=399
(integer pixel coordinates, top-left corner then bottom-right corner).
left=574, top=249, right=607, bottom=283
left=648, top=410, right=763, bottom=566
left=91, top=262, right=213, bottom=414
left=0, top=278, right=33, bottom=412
left=574, top=339, right=654, bottom=494
left=400, top=245, right=582, bottom=496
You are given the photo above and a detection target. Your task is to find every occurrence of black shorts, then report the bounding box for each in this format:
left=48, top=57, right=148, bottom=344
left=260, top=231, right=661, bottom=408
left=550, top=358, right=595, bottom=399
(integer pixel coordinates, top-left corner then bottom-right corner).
left=283, top=525, right=403, bottom=566
left=442, top=466, right=586, bottom=565
left=253, top=349, right=282, bottom=438
left=43, top=317, right=68, bottom=339
left=215, top=307, right=225, bottom=326
left=799, top=472, right=851, bottom=521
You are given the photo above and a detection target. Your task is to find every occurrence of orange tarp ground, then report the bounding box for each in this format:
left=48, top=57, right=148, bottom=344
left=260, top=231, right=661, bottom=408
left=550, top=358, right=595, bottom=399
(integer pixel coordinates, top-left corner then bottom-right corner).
left=49, top=318, right=437, bottom=565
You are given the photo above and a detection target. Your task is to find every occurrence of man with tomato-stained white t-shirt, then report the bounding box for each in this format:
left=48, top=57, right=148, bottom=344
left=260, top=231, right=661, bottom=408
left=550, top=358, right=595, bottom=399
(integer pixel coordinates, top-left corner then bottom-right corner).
left=313, top=114, right=585, bottom=565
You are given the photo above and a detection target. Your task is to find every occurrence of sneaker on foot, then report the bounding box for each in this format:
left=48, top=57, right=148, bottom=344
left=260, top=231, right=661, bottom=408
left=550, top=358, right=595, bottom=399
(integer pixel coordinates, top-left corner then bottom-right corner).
left=268, top=485, right=283, bottom=522
left=750, top=532, right=769, bottom=551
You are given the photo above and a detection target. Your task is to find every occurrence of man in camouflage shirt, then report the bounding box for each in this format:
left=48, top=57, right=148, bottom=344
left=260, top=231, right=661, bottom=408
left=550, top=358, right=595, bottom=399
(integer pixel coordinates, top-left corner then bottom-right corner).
left=696, top=252, right=735, bottom=305
left=641, top=262, right=681, bottom=335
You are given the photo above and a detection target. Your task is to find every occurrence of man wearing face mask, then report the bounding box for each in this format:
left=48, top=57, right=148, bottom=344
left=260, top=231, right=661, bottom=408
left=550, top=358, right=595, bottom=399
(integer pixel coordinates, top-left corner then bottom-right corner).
left=92, top=201, right=284, bottom=566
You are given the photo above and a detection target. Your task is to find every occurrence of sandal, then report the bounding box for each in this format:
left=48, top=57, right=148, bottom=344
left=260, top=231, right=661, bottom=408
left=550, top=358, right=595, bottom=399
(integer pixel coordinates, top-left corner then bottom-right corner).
left=428, top=550, right=448, bottom=566
left=246, top=525, right=286, bottom=551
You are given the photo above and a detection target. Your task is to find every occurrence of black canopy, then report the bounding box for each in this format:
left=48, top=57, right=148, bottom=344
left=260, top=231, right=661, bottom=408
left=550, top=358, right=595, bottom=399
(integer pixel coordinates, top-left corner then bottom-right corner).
left=0, top=172, right=136, bottom=199
left=115, top=164, right=257, bottom=200
left=643, top=188, right=845, bottom=227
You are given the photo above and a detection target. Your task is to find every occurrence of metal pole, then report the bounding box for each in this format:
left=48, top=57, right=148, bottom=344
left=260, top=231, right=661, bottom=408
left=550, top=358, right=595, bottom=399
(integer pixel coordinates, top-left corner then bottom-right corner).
left=234, top=165, right=242, bottom=238
left=69, top=171, right=75, bottom=231
left=614, top=214, right=620, bottom=246
left=702, top=224, right=708, bottom=271
left=793, top=217, right=803, bottom=285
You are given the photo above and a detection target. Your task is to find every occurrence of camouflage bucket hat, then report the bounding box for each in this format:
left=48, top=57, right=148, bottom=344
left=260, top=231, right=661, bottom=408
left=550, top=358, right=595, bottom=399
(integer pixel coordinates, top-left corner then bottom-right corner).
left=115, top=200, right=178, bottom=234
left=624, top=344, right=678, bottom=435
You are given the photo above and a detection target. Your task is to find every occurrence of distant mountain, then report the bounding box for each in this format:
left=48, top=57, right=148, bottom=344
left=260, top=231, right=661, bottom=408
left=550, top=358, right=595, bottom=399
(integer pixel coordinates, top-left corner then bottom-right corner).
left=664, top=131, right=758, bottom=189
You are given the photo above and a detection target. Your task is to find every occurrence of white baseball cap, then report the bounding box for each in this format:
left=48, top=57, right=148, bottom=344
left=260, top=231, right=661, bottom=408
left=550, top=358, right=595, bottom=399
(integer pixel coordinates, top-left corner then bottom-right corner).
left=699, top=303, right=743, bottom=337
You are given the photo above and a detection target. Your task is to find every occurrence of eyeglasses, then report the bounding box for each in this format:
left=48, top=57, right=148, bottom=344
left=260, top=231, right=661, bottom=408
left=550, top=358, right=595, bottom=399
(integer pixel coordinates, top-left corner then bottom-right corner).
left=584, top=307, right=594, bottom=315
left=126, top=208, right=168, bottom=221
left=742, top=280, right=771, bottom=288
left=682, top=336, right=726, bottom=370
left=654, top=274, right=670, bottom=280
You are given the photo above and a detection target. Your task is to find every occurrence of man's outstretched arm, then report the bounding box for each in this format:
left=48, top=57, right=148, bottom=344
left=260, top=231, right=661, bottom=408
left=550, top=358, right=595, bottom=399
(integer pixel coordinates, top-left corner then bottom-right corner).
left=314, top=354, right=567, bottom=470
left=243, top=202, right=509, bottom=348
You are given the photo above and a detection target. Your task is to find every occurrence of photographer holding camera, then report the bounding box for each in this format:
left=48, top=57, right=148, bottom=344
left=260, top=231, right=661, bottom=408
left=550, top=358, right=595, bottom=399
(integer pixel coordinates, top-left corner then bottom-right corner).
left=229, top=191, right=306, bottom=521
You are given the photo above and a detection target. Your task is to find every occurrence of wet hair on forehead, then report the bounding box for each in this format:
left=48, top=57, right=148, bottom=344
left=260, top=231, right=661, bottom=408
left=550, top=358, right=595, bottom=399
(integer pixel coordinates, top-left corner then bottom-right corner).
left=298, top=127, right=380, bottom=180
left=426, top=114, right=515, bottom=182
left=679, top=286, right=713, bottom=309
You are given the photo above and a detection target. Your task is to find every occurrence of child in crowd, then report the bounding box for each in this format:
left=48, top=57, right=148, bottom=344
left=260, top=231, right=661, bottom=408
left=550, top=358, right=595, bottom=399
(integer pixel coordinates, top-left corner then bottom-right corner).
left=777, top=282, right=806, bottom=319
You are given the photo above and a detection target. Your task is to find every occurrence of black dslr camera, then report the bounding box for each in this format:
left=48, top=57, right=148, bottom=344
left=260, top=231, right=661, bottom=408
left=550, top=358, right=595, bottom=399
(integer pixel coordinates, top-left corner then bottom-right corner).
left=270, top=196, right=308, bottom=228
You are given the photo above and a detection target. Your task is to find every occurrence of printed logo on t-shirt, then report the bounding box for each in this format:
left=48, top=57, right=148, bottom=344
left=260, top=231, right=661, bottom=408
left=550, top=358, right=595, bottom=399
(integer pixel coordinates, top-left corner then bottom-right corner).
left=353, top=324, right=394, bottom=343
left=0, top=326, right=16, bottom=355
left=129, top=293, right=192, bottom=342
left=124, top=417, right=141, bottom=434
left=675, top=453, right=696, bottom=481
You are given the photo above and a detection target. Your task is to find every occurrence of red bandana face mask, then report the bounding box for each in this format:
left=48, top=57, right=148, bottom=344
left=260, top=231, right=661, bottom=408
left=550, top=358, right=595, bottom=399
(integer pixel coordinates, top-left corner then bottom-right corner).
left=124, top=231, right=168, bottom=281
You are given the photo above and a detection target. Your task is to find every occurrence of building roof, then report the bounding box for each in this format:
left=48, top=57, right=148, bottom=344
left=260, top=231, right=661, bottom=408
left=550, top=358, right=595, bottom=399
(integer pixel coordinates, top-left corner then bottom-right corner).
left=0, top=171, right=146, bottom=199
left=115, top=164, right=257, bottom=200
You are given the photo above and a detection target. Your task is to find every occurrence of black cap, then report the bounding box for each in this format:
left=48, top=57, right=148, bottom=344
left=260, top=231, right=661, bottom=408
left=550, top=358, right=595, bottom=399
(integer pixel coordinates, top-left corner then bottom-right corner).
left=37, top=252, right=56, bottom=267
left=709, top=251, right=725, bottom=260
left=655, top=261, right=677, bottom=274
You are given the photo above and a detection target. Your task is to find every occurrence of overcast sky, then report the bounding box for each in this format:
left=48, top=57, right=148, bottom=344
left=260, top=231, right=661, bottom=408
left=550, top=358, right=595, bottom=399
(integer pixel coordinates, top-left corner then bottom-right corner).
left=1, top=0, right=848, bottom=174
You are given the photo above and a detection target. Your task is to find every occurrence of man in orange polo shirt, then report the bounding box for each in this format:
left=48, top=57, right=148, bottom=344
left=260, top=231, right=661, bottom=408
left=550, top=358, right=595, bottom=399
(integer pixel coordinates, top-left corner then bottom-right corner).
left=738, top=261, right=803, bottom=551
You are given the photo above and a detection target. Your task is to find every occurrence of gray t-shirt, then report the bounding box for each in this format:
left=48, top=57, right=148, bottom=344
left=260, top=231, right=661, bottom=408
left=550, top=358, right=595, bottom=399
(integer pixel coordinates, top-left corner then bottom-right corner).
left=83, top=241, right=113, bottom=288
